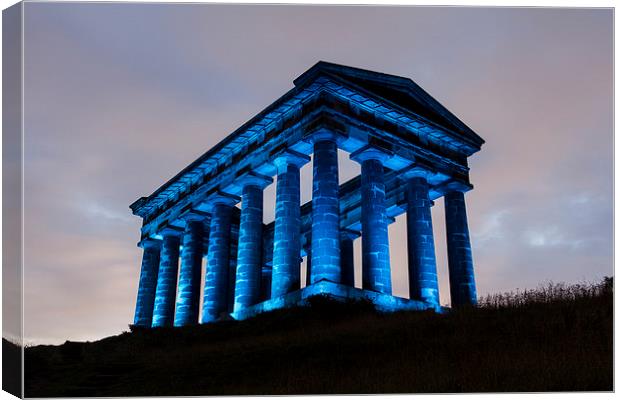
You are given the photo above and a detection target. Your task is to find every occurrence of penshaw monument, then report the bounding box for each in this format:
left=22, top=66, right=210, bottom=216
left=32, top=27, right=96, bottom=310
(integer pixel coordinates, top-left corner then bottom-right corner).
left=129, top=62, right=485, bottom=328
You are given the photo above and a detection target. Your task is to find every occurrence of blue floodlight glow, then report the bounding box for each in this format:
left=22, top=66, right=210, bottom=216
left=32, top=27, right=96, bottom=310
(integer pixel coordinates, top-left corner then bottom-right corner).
left=132, top=62, right=483, bottom=327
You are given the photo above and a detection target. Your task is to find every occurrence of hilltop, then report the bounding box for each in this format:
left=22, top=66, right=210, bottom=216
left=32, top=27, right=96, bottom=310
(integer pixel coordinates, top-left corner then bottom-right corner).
left=22, top=279, right=612, bottom=396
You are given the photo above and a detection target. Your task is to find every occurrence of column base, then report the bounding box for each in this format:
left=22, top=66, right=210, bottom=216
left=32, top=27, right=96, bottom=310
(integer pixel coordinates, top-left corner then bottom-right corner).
left=229, top=280, right=447, bottom=321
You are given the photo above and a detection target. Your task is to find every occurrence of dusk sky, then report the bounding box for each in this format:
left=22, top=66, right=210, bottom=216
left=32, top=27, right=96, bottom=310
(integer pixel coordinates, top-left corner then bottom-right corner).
left=16, top=4, right=612, bottom=344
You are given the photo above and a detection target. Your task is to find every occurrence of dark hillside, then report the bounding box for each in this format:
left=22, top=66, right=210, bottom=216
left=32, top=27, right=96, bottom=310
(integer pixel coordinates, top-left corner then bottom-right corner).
left=24, top=279, right=613, bottom=396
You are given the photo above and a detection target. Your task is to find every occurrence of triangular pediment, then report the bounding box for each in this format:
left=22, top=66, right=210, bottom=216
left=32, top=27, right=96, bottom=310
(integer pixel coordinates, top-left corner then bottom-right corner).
left=294, top=61, right=484, bottom=147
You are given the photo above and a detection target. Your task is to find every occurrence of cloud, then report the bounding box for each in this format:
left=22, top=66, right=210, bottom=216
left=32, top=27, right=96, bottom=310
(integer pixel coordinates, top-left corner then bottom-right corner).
left=523, top=226, right=584, bottom=249
left=472, top=209, right=512, bottom=246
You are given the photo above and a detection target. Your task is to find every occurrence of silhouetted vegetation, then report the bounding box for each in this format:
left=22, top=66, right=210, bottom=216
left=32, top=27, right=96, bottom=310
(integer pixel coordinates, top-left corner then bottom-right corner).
left=479, top=277, right=613, bottom=309
left=24, top=278, right=612, bottom=396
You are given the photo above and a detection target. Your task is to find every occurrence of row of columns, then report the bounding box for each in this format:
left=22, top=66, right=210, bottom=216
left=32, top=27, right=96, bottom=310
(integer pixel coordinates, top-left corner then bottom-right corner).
left=134, top=135, right=476, bottom=328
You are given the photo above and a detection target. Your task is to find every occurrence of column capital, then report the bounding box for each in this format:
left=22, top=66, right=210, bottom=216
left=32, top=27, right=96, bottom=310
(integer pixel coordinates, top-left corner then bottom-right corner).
left=159, top=226, right=184, bottom=238
left=205, top=191, right=241, bottom=210
left=235, top=171, right=273, bottom=190
left=340, top=228, right=361, bottom=241
left=305, top=128, right=347, bottom=145
left=399, top=164, right=436, bottom=182
left=179, top=209, right=210, bottom=223
left=273, top=149, right=310, bottom=172
left=138, top=237, right=162, bottom=250
left=444, top=180, right=473, bottom=194
left=350, top=144, right=393, bottom=164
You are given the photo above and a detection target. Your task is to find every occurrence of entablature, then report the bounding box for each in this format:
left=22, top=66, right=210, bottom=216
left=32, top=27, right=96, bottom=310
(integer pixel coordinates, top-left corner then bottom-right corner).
left=132, top=66, right=484, bottom=238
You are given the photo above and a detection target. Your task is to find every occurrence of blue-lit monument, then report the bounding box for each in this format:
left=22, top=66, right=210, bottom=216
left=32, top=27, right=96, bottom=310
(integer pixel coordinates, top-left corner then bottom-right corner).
left=130, top=62, right=485, bottom=328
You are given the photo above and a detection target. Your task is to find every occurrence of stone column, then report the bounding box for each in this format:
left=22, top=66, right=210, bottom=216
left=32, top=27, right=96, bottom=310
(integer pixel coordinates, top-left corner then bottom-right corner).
left=271, top=150, right=310, bottom=298
left=202, top=221, right=211, bottom=258
left=445, top=190, right=477, bottom=307
left=304, top=240, right=312, bottom=286
left=260, top=227, right=273, bottom=301
left=227, top=214, right=240, bottom=313
left=405, top=174, right=440, bottom=306
left=133, top=239, right=161, bottom=327
left=174, top=214, right=207, bottom=327
left=202, top=193, right=239, bottom=323
left=351, top=146, right=392, bottom=294
left=152, top=229, right=182, bottom=327
left=233, top=173, right=272, bottom=312
left=260, top=268, right=272, bottom=301
left=340, top=229, right=359, bottom=287
left=310, top=132, right=341, bottom=284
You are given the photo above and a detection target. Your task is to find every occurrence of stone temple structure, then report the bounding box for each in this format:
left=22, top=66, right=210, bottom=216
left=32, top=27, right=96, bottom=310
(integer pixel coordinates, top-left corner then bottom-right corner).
left=130, top=62, right=485, bottom=328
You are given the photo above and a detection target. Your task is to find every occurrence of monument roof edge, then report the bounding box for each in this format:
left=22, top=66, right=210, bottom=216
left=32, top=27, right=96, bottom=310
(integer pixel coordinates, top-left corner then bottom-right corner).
left=293, top=60, right=415, bottom=88
left=294, top=61, right=485, bottom=147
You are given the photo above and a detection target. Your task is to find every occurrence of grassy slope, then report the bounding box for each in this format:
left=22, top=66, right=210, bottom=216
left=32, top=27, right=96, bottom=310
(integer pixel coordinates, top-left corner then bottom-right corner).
left=24, top=284, right=612, bottom=396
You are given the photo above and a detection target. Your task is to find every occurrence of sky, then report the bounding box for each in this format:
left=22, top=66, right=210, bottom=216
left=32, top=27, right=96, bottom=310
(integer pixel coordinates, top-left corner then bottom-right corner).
left=11, top=4, right=613, bottom=345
